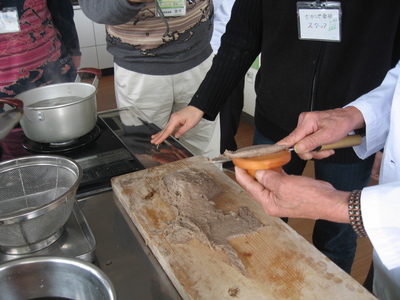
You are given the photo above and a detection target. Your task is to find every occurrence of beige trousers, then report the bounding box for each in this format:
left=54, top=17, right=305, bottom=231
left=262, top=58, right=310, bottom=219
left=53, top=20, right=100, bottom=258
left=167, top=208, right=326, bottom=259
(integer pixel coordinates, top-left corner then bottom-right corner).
left=114, top=56, right=220, bottom=159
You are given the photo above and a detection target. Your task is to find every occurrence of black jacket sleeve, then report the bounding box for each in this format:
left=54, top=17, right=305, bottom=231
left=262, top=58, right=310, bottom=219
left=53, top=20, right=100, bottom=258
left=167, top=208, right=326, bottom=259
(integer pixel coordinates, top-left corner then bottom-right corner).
left=47, top=0, right=81, bottom=57
left=189, top=0, right=263, bottom=120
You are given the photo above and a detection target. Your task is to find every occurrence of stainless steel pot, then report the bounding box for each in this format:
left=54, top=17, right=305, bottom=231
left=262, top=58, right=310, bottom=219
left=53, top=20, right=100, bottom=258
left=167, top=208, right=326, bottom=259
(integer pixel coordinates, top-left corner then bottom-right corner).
left=0, top=256, right=117, bottom=300
left=1, top=68, right=101, bottom=143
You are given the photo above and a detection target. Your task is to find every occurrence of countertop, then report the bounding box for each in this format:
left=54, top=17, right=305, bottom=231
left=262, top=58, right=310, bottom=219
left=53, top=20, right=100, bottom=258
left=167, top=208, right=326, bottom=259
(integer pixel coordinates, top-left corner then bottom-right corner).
left=79, top=191, right=181, bottom=299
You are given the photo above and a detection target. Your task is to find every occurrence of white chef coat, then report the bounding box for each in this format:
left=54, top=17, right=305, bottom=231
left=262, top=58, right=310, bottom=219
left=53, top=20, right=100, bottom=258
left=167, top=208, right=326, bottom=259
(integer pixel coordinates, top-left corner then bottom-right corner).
left=211, top=0, right=235, bottom=54
left=349, top=60, right=400, bottom=299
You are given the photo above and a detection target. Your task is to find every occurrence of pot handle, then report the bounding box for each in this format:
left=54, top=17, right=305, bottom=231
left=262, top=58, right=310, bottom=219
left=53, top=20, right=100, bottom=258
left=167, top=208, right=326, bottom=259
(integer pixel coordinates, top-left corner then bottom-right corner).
left=0, top=98, right=23, bottom=140
left=75, top=68, right=102, bottom=88
left=0, top=98, right=24, bottom=110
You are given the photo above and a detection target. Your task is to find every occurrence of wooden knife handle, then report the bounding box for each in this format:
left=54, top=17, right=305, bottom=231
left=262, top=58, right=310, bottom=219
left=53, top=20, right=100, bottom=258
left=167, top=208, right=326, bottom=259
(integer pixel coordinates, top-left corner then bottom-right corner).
left=318, top=135, right=363, bottom=151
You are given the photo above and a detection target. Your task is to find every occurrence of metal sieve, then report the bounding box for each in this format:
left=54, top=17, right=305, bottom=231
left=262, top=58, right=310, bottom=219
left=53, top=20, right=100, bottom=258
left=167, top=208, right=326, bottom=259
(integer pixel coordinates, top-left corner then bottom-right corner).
left=0, top=155, right=82, bottom=254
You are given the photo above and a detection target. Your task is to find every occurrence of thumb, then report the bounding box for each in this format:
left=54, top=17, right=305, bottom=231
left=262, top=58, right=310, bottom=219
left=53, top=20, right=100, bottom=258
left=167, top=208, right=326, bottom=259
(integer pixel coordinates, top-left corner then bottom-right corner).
left=293, top=130, right=328, bottom=154
left=254, top=169, right=284, bottom=192
left=243, top=169, right=286, bottom=213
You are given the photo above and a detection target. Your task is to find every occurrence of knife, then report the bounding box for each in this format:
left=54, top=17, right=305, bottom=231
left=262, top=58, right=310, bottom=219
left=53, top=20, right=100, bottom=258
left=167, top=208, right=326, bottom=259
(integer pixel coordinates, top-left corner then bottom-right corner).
left=211, top=134, right=363, bottom=164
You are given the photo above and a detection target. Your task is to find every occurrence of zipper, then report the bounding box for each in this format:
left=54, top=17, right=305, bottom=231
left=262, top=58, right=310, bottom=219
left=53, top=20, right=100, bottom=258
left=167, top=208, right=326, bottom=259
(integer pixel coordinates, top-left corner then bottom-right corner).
left=309, top=42, right=326, bottom=111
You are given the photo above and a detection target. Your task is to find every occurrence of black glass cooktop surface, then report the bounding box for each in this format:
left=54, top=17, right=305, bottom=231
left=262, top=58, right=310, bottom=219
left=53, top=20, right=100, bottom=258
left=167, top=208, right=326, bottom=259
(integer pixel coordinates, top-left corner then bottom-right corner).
left=0, top=107, right=192, bottom=198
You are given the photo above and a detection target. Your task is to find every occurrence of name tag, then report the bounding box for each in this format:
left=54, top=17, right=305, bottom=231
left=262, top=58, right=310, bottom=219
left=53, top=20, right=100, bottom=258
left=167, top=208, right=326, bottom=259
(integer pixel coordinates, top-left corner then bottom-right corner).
left=0, top=7, right=20, bottom=34
left=297, top=1, right=341, bottom=42
left=156, top=0, right=186, bottom=17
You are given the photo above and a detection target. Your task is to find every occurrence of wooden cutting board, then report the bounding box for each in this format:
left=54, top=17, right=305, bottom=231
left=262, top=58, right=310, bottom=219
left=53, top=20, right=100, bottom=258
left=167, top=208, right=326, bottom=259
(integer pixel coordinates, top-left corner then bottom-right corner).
left=111, top=156, right=375, bottom=299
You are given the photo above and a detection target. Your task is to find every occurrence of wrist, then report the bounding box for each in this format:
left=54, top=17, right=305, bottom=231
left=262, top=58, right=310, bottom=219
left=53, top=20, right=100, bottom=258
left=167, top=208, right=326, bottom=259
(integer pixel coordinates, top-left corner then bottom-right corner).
left=318, top=190, right=350, bottom=223
left=344, top=106, right=365, bottom=131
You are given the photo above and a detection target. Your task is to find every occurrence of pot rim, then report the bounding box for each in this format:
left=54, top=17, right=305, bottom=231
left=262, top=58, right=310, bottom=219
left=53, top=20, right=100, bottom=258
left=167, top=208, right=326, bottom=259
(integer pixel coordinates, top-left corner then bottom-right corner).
left=18, top=82, right=97, bottom=111
left=0, top=155, right=83, bottom=224
left=0, top=255, right=117, bottom=300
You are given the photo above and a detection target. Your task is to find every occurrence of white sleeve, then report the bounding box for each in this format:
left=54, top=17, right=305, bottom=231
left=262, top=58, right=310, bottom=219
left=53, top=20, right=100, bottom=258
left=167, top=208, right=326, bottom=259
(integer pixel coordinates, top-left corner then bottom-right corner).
left=362, top=183, right=400, bottom=270
left=348, top=61, right=400, bottom=159
left=211, top=0, right=235, bottom=53
left=347, top=60, right=400, bottom=270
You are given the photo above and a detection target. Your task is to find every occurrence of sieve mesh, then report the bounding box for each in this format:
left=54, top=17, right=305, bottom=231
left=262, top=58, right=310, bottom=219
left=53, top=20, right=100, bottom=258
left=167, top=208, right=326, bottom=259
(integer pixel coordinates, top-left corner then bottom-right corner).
left=0, top=156, right=82, bottom=248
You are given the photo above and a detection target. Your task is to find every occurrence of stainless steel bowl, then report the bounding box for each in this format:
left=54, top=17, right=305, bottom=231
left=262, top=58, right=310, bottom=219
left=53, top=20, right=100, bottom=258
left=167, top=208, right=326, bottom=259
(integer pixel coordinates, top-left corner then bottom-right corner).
left=0, top=256, right=117, bottom=299
left=0, top=155, right=83, bottom=254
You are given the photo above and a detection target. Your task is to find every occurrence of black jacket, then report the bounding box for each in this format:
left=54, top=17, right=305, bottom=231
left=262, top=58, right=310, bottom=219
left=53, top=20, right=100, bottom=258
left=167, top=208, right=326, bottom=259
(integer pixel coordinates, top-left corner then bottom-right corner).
left=191, top=0, right=400, bottom=163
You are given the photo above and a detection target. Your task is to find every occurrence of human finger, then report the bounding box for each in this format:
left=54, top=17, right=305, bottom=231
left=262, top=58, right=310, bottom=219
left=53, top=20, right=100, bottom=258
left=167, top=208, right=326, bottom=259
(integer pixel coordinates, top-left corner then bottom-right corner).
left=235, top=167, right=279, bottom=213
left=151, top=124, right=179, bottom=145
left=296, top=149, right=335, bottom=160
left=235, top=166, right=267, bottom=197
left=151, top=107, right=203, bottom=144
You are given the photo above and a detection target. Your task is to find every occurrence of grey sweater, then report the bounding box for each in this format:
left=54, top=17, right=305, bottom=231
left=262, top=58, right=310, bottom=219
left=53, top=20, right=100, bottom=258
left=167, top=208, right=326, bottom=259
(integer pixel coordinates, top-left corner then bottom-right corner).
left=79, top=0, right=213, bottom=75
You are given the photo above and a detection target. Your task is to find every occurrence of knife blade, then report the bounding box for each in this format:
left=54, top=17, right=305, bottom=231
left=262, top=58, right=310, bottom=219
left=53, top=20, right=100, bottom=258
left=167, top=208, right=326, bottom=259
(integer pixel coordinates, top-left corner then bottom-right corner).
left=210, top=134, right=362, bottom=164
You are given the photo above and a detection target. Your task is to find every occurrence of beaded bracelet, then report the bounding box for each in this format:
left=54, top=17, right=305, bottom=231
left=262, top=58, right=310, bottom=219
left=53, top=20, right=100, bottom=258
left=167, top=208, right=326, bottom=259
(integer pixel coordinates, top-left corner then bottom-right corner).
left=348, top=190, right=368, bottom=237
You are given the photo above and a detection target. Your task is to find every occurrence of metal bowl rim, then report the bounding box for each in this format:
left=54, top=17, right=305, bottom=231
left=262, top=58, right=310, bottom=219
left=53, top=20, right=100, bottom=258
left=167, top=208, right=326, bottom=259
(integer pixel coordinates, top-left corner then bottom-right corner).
left=0, top=255, right=117, bottom=299
left=0, top=155, right=83, bottom=223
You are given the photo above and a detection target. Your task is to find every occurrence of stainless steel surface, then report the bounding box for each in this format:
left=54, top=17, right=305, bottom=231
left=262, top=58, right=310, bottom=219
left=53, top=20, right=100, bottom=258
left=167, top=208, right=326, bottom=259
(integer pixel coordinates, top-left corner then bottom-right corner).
left=79, top=191, right=181, bottom=300
left=0, top=106, right=189, bottom=298
left=15, top=68, right=99, bottom=143
left=0, top=256, right=116, bottom=300
left=0, top=155, right=82, bottom=253
left=76, top=107, right=185, bottom=298
left=0, top=200, right=96, bottom=263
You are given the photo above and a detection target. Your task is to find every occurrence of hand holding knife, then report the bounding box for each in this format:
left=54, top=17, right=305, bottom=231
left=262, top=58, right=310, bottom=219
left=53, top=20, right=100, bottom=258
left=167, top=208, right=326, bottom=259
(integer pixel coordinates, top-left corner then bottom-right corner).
left=211, top=134, right=362, bottom=164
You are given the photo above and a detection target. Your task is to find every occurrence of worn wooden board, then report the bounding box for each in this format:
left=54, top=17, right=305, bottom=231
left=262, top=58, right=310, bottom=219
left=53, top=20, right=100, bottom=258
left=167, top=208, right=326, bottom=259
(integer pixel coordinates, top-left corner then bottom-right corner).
left=111, top=156, right=375, bottom=300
